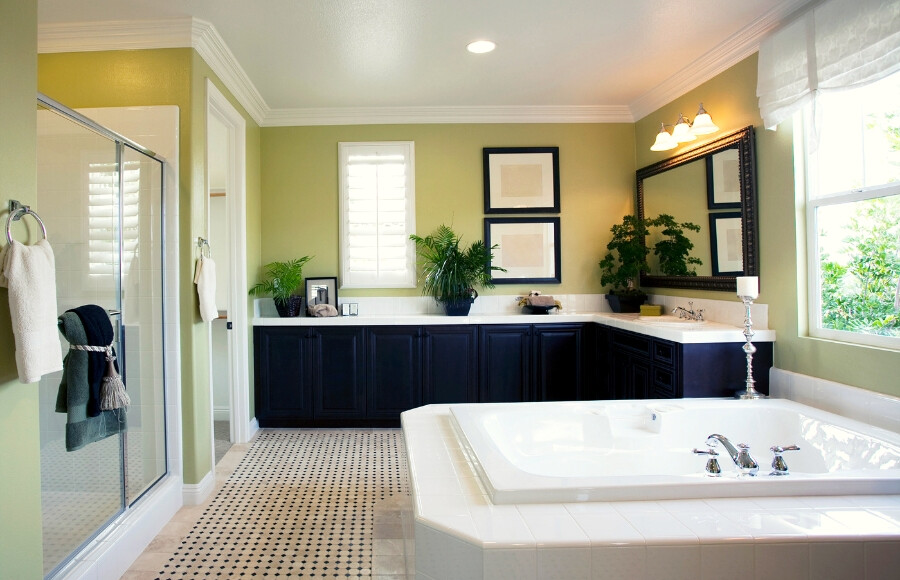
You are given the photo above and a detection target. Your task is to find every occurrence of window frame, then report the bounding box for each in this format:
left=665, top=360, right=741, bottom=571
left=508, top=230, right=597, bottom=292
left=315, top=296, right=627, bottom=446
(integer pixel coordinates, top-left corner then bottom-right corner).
left=338, top=141, right=416, bottom=289
left=802, top=119, right=900, bottom=351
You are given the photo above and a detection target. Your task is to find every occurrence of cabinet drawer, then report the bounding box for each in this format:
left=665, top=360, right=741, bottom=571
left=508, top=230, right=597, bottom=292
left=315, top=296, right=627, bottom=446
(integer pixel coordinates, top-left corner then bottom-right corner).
left=612, top=330, right=652, bottom=358
left=653, top=366, right=677, bottom=398
left=653, top=340, right=676, bottom=365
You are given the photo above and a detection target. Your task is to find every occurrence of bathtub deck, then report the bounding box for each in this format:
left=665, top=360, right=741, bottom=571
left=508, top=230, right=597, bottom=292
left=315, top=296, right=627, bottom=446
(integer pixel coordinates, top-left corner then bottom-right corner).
left=402, top=404, right=900, bottom=580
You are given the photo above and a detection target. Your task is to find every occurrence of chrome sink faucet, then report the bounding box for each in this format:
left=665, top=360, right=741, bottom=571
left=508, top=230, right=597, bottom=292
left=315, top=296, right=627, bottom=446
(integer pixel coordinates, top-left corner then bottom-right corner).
left=706, top=433, right=758, bottom=476
left=672, top=301, right=704, bottom=321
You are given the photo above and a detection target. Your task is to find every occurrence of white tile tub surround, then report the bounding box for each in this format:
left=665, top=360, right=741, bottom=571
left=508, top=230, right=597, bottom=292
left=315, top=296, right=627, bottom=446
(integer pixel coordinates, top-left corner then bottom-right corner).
left=769, top=368, right=900, bottom=435
left=402, top=405, right=900, bottom=580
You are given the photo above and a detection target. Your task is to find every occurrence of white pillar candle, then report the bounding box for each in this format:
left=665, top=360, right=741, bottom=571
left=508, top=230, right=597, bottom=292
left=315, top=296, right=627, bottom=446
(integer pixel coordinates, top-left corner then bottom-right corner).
left=736, top=276, right=759, bottom=299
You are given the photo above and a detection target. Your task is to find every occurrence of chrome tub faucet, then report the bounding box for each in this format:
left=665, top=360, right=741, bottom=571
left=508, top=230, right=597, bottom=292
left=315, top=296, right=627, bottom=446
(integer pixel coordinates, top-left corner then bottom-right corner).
left=706, top=433, right=758, bottom=476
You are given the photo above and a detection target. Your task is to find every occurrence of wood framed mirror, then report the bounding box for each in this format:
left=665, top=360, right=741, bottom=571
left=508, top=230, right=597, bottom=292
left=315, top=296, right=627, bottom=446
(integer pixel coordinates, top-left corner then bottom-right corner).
left=636, top=126, right=758, bottom=292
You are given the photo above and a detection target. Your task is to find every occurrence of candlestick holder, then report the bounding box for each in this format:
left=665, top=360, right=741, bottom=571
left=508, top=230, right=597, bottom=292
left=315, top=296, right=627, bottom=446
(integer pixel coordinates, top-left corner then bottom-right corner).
left=735, top=295, right=765, bottom=399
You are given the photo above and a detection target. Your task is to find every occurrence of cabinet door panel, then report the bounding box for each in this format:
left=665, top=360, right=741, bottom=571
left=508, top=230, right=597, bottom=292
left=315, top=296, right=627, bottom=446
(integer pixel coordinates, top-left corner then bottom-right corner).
left=479, top=325, right=531, bottom=402
left=367, top=327, right=422, bottom=419
left=423, top=326, right=478, bottom=404
left=312, top=327, right=366, bottom=418
left=254, top=328, right=312, bottom=424
left=533, top=324, right=583, bottom=401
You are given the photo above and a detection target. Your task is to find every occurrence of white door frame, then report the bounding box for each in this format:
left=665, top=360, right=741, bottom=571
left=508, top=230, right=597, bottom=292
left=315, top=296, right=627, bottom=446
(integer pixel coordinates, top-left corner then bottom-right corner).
left=206, top=79, right=251, bottom=445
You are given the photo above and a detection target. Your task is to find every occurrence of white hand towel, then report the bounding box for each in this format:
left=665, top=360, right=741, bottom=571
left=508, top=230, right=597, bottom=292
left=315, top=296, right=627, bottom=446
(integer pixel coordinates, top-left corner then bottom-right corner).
left=0, top=239, right=64, bottom=383
left=197, top=255, right=219, bottom=322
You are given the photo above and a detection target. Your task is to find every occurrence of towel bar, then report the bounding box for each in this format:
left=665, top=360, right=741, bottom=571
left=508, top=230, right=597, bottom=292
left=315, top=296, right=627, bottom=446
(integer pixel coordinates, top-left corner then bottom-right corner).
left=6, top=199, right=48, bottom=244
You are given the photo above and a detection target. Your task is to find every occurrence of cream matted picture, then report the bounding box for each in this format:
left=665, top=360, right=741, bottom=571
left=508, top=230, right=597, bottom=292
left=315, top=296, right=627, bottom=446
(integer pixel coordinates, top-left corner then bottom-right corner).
left=484, top=217, right=561, bottom=284
left=483, top=147, right=560, bottom=213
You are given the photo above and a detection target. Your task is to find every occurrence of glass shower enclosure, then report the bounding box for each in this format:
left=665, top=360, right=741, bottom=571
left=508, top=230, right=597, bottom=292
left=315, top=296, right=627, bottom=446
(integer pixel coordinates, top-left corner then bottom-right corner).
left=36, top=95, right=168, bottom=577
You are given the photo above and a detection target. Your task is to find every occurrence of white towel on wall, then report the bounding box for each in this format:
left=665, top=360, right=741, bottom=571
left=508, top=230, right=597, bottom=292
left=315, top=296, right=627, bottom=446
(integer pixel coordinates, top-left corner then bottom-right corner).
left=0, top=239, right=64, bottom=383
left=196, top=255, right=219, bottom=322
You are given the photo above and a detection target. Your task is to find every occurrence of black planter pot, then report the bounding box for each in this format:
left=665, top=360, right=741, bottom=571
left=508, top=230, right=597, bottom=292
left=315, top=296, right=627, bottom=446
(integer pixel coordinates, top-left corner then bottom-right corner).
left=605, top=293, right=647, bottom=313
left=274, top=295, right=304, bottom=317
left=442, top=297, right=475, bottom=316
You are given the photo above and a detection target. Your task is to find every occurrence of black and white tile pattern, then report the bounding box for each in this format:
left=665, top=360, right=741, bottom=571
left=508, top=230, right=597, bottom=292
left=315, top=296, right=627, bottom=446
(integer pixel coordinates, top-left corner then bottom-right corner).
left=135, top=429, right=410, bottom=579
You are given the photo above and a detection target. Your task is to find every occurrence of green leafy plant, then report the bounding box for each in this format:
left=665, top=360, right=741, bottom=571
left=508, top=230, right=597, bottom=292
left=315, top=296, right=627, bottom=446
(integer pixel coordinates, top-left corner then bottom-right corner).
left=410, top=224, right=505, bottom=307
left=248, top=257, right=313, bottom=306
left=599, top=214, right=652, bottom=294
left=648, top=213, right=703, bottom=276
left=820, top=197, right=899, bottom=336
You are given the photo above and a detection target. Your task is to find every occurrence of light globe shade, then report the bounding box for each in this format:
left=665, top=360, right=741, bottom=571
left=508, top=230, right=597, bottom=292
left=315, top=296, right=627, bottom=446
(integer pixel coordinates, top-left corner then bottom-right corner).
left=650, top=123, right=677, bottom=151
left=671, top=114, right=696, bottom=142
left=467, top=40, right=496, bottom=54
left=691, top=103, right=719, bottom=135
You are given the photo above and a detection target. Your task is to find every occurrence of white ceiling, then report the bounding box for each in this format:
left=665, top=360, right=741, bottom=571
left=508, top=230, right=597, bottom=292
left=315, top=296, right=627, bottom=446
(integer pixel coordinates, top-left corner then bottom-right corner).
left=37, top=0, right=813, bottom=125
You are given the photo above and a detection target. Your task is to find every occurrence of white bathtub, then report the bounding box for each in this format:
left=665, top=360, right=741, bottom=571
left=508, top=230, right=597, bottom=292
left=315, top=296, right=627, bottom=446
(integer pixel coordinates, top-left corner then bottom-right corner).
left=449, top=398, right=900, bottom=503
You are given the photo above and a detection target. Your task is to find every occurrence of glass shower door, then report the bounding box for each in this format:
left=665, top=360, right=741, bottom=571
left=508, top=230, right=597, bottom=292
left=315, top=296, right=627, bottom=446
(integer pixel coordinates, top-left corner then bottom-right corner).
left=37, top=105, right=126, bottom=576
left=37, top=103, right=168, bottom=577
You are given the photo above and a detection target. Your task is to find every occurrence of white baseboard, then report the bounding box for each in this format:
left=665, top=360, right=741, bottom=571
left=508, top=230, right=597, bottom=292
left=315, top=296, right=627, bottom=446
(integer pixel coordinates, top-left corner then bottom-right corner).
left=56, top=475, right=182, bottom=580
left=248, top=417, right=259, bottom=441
left=213, top=407, right=230, bottom=422
left=182, top=469, right=215, bottom=506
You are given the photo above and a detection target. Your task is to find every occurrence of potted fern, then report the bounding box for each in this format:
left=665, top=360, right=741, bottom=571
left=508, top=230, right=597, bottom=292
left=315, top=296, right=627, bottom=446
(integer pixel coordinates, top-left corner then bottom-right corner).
left=599, top=215, right=650, bottom=312
left=648, top=213, right=702, bottom=276
left=249, top=257, right=313, bottom=317
left=410, top=224, right=505, bottom=316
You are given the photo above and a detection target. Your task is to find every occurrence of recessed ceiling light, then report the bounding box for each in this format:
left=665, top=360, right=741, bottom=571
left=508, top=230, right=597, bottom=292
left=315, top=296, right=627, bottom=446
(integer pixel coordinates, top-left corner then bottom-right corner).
left=467, top=40, right=496, bottom=54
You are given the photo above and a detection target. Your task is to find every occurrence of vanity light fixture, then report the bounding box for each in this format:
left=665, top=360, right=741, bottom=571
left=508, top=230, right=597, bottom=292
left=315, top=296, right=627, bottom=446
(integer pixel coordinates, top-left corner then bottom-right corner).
left=649, top=102, right=719, bottom=151
left=467, top=40, right=496, bottom=54
left=650, top=123, right=678, bottom=151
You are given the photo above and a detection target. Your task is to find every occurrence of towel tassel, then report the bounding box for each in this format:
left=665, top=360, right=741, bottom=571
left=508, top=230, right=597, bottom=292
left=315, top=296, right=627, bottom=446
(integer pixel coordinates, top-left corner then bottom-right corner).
left=100, top=347, right=130, bottom=411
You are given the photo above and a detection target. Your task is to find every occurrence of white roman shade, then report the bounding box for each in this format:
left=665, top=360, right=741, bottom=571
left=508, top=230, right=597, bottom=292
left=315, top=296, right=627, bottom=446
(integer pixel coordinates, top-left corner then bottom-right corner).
left=339, top=141, right=416, bottom=288
left=757, top=0, right=900, bottom=129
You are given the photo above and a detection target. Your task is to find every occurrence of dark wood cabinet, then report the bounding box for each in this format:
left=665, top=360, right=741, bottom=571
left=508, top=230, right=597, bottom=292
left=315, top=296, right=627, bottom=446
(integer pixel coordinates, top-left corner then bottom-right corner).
left=532, top=324, right=584, bottom=401
left=605, top=327, right=773, bottom=399
left=311, top=327, right=366, bottom=420
left=367, top=326, right=422, bottom=419
left=479, top=325, right=532, bottom=402
left=254, top=320, right=773, bottom=426
left=423, top=326, right=478, bottom=404
left=254, top=327, right=312, bottom=425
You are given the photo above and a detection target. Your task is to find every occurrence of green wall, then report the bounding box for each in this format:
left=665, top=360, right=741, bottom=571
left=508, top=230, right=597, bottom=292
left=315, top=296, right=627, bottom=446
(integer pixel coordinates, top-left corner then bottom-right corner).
left=0, top=1, right=43, bottom=576
left=38, top=48, right=263, bottom=483
left=260, top=124, right=636, bottom=297
left=636, top=55, right=900, bottom=396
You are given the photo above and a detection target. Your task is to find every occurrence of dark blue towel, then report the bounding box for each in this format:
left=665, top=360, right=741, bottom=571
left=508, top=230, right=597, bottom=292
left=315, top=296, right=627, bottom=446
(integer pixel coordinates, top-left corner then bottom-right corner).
left=68, top=305, right=117, bottom=418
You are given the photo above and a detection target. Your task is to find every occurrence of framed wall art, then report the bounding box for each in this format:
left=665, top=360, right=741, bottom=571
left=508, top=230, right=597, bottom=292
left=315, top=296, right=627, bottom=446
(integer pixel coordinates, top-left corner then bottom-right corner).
left=305, top=276, right=338, bottom=309
left=484, top=217, right=561, bottom=284
left=709, top=212, right=744, bottom=276
left=483, top=147, right=560, bottom=213
left=706, top=148, right=742, bottom=209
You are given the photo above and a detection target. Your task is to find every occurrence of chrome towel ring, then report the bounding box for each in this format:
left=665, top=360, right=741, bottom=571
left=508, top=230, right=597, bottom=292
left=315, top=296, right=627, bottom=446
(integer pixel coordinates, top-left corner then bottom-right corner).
left=6, top=199, right=48, bottom=244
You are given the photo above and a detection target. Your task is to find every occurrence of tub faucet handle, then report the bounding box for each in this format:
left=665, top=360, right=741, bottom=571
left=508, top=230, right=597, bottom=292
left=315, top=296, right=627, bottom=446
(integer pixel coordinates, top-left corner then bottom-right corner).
left=769, top=445, right=800, bottom=476
left=692, top=447, right=721, bottom=477
left=736, top=443, right=759, bottom=476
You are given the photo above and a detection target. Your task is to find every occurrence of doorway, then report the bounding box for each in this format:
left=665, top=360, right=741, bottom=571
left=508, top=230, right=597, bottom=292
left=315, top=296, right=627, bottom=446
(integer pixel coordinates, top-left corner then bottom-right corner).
left=206, top=80, right=251, bottom=467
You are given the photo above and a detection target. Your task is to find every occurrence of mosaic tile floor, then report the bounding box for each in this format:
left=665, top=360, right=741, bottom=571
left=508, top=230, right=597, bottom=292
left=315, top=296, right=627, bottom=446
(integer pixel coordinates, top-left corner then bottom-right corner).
left=123, top=429, right=412, bottom=580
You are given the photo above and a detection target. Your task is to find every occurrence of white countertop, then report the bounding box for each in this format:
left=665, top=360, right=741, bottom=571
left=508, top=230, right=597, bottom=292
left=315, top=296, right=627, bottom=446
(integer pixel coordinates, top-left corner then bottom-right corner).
left=252, top=311, right=775, bottom=344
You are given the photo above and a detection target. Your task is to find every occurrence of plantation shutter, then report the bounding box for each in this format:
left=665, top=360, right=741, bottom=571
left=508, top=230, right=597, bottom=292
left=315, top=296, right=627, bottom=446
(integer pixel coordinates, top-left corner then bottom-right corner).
left=88, top=160, right=140, bottom=276
left=339, top=142, right=416, bottom=288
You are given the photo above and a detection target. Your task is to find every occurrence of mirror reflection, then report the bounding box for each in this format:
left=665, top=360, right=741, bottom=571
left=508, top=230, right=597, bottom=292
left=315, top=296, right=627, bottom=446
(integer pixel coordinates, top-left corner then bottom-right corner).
left=636, top=126, right=758, bottom=292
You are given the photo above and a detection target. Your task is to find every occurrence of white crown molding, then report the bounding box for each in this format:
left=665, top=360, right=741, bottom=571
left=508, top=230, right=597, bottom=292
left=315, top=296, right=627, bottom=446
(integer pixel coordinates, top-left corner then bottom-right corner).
left=263, top=105, right=634, bottom=126
left=628, top=0, right=813, bottom=121
left=191, top=19, right=267, bottom=125
left=38, top=18, right=193, bottom=52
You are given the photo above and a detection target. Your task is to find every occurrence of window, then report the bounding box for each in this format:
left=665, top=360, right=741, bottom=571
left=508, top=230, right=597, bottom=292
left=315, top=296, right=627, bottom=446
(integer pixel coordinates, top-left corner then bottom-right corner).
left=339, top=142, right=416, bottom=288
left=804, top=71, right=900, bottom=348
left=88, top=160, right=140, bottom=277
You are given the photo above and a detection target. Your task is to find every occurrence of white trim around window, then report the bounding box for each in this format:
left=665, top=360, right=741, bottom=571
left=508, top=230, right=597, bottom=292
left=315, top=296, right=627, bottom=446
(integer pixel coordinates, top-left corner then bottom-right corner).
left=338, top=141, right=416, bottom=289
